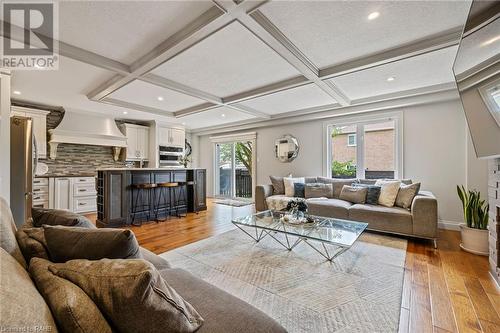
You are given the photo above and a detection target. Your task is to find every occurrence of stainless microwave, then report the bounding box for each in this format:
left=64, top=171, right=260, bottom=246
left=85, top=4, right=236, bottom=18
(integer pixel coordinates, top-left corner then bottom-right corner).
left=159, top=146, right=184, bottom=167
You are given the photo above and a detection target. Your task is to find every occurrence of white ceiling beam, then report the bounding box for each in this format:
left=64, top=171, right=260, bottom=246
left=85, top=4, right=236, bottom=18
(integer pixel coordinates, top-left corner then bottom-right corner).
left=319, top=28, right=462, bottom=79
left=98, top=97, right=175, bottom=118
left=225, top=104, right=271, bottom=119
left=174, top=102, right=220, bottom=118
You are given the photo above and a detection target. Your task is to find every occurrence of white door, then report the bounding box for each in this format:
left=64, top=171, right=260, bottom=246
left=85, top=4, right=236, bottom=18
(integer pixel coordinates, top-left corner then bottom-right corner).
left=126, top=127, right=139, bottom=160
left=170, top=128, right=185, bottom=148
left=54, top=178, right=71, bottom=210
left=137, top=127, right=149, bottom=160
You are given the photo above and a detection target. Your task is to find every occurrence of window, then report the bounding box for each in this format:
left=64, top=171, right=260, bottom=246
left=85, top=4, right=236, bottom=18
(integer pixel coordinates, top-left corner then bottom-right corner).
left=347, top=134, right=356, bottom=146
left=326, top=114, right=402, bottom=179
left=479, top=78, right=500, bottom=127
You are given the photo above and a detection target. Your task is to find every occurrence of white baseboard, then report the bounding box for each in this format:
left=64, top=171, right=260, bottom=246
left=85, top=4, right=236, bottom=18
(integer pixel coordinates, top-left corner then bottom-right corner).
left=438, top=220, right=462, bottom=231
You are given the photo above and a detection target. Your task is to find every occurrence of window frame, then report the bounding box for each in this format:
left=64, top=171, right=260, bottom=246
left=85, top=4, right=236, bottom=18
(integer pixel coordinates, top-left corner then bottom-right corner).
left=478, top=78, right=500, bottom=127
left=323, top=112, right=403, bottom=180
left=347, top=133, right=357, bottom=147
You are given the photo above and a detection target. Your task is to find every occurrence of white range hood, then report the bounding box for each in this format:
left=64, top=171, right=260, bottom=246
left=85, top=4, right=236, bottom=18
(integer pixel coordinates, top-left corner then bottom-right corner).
left=48, top=110, right=127, bottom=160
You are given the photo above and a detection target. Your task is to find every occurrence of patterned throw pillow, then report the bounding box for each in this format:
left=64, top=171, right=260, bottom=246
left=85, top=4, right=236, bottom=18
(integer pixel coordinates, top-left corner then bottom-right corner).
left=339, top=185, right=367, bottom=204
left=374, top=180, right=401, bottom=207
left=304, top=183, right=333, bottom=199
left=352, top=184, right=381, bottom=205
left=395, top=183, right=421, bottom=209
left=293, top=183, right=305, bottom=198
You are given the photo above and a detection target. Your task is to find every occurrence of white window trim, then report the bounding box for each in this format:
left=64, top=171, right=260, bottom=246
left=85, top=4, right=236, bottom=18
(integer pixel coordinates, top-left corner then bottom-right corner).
left=347, top=133, right=357, bottom=147
left=478, top=78, right=500, bottom=127
left=322, top=111, right=403, bottom=179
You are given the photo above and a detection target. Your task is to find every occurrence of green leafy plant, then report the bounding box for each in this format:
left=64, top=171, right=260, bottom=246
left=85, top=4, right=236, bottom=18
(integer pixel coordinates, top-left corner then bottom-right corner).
left=235, top=142, right=252, bottom=174
left=332, top=160, right=356, bottom=177
left=457, top=185, right=489, bottom=229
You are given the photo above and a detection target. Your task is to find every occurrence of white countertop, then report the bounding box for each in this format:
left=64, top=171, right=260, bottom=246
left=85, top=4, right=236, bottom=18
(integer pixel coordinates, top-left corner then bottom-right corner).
left=96, top=167, right=204, bottom=171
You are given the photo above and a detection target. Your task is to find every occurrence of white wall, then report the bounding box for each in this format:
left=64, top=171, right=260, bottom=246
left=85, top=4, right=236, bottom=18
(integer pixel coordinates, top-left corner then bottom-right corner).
left=196, top=98, right=488, bottom=227
left=0, top=72, right=11, bottom=202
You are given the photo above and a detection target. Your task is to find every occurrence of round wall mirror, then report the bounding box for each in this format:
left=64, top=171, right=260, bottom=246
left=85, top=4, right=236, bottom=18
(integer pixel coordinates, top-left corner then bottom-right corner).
left=275, top=135, right=299, bottom=162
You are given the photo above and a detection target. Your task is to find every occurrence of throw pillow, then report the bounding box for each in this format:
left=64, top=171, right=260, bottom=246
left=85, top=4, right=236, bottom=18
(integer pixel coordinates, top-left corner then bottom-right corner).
left=283, top=177, right=305, bottom=197
left=293, top=183, right=305, bottom=198
left=396, top=183, right=421, bottom=209
left=375, top=180, right=401, bottom=207
left=352, top=184, right=381, bottom=205
left=304, top=183, right=333, bottom=199
left=339, top=185, right=368, bottom=204
left=51, top=259, right=204, bottom=333
left=30, top=258, right=113, bottom=333
left=269, top=174, right=292, bottom=195
left=43, top=225, right=142, bottom=263
left=32, top=208, right=96, bottom=228
left=317, top=177, right=359, bottom=199
left=16, top=228, right=50, bottom=262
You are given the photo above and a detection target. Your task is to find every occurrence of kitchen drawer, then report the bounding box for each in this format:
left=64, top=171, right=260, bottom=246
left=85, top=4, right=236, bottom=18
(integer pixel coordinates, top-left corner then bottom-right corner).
left=33, top=178, right=49, bottom=186
left=33, top=185, right=49, bottom=194
left=73, top=177, right=95, bottom=184
left=73, top=183, right=97, bottom=197
left=32, top=201, right=49, bottom=209
left=73, top=196, right=97, bottom=213
left=33, top=193, right=49, bottom=203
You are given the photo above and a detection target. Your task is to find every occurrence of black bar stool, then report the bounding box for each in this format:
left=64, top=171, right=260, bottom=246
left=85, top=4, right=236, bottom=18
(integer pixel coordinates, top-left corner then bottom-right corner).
left=130, top=183, right=157, bottom=226
left=175, top=182, right=188, bottom=218
left=155, top=182, right=178, bottom=221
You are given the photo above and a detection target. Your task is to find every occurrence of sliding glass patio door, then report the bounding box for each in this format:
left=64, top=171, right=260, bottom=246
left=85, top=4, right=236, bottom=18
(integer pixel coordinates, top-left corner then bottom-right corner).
left=215, top=141, right=253, bottom=200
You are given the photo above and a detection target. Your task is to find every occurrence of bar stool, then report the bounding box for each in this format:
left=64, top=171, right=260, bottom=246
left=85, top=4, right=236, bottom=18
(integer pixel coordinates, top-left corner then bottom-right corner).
left=155, top=182, right=178, bottom=221
left=130, top=183, right=157, bottom=226
left=175, top=182, right=188, bottom=218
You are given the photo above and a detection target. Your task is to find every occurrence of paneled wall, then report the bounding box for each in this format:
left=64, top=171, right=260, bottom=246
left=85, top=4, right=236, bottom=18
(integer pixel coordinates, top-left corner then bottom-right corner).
left=488, top=158, right=500, bottom=284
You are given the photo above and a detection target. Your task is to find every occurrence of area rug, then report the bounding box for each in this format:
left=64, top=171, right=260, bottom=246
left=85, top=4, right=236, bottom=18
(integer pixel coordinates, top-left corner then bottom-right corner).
left=213, top=199, right=253, bottom=207
left=160, top=229, right=407, bottom=333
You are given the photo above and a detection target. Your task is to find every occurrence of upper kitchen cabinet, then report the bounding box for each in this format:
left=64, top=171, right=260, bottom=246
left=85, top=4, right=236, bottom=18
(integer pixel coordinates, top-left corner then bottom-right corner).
left=158, top=126, right=185, bottom=148
left=11, top=106, right=50, bottom=159
left=120, top=123, right=150, bottom=161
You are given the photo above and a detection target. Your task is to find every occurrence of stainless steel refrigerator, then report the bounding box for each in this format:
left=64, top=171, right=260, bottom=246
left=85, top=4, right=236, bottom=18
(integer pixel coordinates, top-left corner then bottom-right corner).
left=10, top=116, right=37, bottom=227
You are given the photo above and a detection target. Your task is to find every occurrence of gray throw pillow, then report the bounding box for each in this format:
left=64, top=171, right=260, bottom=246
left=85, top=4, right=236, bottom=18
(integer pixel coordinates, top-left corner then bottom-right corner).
left=352, top=184, right=381, bottom=205
left=269, top=176, right=286, bottom=195
left=16, top=228, right=50, bottom=262
left=395, top=183, right=421, bottom=209
left=43, top=225, right=142, bottom=263
left=32, top=208, right=95, bottom=228
left=30, top=258, right=113, bottom=333
left=339, top=185, right=367, bottom=204
left=51, top=259, right=204, bottom=333
left=317, top=177, right=359, bottom=198
left=304, top=183, right=333, bottom=199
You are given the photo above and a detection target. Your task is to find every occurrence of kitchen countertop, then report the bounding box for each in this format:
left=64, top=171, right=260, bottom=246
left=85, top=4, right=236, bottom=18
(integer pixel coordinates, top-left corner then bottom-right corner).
left=35, top=174, right=97, bottom=178
left=96, top=167, right=205, bottom=171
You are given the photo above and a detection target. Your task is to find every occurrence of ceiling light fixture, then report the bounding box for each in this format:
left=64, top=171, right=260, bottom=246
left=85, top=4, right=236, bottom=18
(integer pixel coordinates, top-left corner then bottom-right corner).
left=181, top=122, right=186, bottom=126
left=157, top=96, right=164, bottom=101
left=13, top=90, right=21, bottom=95
left=481, top=35, right=500, bottom=47
left=368, top=12, right=380, bottom=20
left=221, top=114, right=226, bottom=118
left=123, top=111, right=128, bottom=115
left=387, top=76, right=395, bottom=82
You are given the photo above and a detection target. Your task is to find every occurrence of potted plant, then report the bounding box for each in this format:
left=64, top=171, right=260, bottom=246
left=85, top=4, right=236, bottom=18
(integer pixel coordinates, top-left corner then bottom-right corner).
left=457, top=185, right=489, bottom=255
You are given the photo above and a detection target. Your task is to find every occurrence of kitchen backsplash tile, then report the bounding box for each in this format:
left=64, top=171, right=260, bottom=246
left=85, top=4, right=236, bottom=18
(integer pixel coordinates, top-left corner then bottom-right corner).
left=41, top=110, right=125, bottom=176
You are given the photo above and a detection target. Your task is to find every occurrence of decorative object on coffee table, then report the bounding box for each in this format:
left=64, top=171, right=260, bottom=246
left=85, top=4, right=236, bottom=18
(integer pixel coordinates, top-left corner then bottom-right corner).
left=457, top=185, right=489, bottom=256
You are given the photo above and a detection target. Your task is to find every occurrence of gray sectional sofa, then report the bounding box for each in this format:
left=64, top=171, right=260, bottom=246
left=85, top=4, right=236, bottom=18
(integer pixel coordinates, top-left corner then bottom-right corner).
left=256, top=177, right=438, bottom=247
left=0, top=197, right=286, bottom=333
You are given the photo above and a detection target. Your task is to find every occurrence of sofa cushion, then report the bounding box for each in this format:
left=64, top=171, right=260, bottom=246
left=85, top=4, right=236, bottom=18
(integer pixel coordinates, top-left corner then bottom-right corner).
left=0, top=248, right=57, bottom=332
left=140, top=247, right=171, bottom=270
left=304, top=176, right=318, bottom=183
left=348, top=204, right=412, bottom=235
left=375, top=180, right=401, bottom=207
left=339, top=185, right=367, bottom=204
left=16, top=227, right=50, bottom=262
left=266, top=195, right=295, bottom=212
left=32, top=208, right=96, bottom=228
left=293, top=183, right=305, bottom=198
left=306, top=198, right=352, bottom=219
left=0, top=197, right=27, bottom=268
left=283, top=177, right=305, bottom=197
left=352, top=184, right=381, bottom=205
left=396, top=183, right=421, bottom=209
left=52, top=259, right=204, bottom=333
left=269, top=176, right=286, bottom=195
left=30, top=258, right=112, bottom=333
left=304, top=183, right=333, bottom=199
left=44, top=225, right=142, bottom=262
left=317, top=177, right=359, bottom=199
left=160, top=268, right=287, bottom=333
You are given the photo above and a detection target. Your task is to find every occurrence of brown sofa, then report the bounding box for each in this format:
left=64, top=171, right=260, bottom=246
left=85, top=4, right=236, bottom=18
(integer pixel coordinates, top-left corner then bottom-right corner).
left=0, top=197, right=286, bottom=333
left=256, top=177, right=438, bottom=247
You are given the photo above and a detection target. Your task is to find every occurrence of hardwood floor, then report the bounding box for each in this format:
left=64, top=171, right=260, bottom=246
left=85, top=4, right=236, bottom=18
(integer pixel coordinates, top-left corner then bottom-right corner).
left=85, top=199, right=500, bottom=333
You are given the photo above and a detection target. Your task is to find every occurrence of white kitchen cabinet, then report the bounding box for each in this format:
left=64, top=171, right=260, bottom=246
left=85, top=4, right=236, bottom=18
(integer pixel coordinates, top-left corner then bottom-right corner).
left=121, top=123, right=149, bottom=161
left=158, top=127, right=185, bottom=148
left=53, top=177, right=71, bottom=211
left=11, top=106, right=50, bottom=159
left=49, top=177, right=96, bottom=213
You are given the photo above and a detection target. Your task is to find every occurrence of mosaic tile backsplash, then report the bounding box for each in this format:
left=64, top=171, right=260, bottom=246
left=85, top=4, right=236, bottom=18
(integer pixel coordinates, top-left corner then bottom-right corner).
left=41, top=110, right=125, bottom=176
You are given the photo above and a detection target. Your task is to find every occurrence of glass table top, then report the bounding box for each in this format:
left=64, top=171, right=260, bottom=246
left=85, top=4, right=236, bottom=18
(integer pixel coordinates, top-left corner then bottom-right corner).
left=232, top=210, right=368, bottom=247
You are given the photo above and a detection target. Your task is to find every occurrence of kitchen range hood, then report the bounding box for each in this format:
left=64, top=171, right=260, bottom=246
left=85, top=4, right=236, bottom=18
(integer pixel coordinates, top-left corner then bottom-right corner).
left=48, top=110, right=127, bottom=160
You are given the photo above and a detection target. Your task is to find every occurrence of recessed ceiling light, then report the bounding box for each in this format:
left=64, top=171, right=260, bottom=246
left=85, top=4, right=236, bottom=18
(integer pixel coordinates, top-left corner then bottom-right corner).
left=368, top=12, right=380, bottom=20
left=181, top=122, right=186, bottom=125
left=387, top=76, right=395, bottom=82
left=123, top=111, right=128, bottom=115
left=13, top=90, right=21, bottom=95
left=221, top=114, right=226, bottom=118
left=157, top=96, right=164, bottom=101
left=481, top=35, right=500, bottom=47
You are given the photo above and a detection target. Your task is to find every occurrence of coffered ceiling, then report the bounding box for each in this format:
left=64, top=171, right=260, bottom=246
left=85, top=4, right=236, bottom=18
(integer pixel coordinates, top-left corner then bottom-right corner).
left=5, top=0, right=474, bottom=131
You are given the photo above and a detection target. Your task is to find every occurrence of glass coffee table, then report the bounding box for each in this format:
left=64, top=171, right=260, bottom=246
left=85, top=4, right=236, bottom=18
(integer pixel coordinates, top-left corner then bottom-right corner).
left=232, top=210, right=368, bottom=261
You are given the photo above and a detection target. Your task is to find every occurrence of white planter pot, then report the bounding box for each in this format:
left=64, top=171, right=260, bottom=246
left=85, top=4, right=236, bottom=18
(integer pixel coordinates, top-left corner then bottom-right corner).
left=459, top=224, right=489, bottom=256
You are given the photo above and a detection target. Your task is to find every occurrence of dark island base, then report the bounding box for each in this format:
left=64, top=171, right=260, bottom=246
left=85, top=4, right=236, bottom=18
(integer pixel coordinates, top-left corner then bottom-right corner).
left=96, top=169, right=206, bottom=228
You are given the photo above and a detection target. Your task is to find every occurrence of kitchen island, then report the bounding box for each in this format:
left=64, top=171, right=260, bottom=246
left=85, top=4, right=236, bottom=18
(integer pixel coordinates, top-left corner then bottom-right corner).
left=96, top=168, right=206, bottom=227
